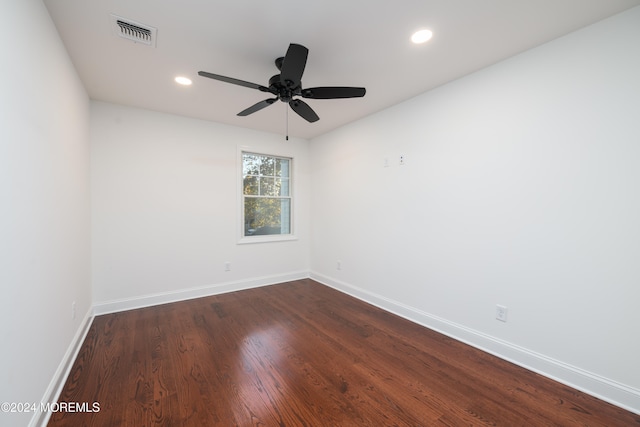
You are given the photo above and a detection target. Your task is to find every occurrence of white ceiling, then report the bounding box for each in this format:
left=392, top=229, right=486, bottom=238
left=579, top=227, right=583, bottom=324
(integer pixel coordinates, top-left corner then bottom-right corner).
left=44, top=0, right=640, bottom=140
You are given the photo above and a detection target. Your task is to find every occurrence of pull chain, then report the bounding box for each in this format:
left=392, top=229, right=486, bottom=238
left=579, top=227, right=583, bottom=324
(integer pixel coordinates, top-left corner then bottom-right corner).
left=286, top=105, right=289, bottom=141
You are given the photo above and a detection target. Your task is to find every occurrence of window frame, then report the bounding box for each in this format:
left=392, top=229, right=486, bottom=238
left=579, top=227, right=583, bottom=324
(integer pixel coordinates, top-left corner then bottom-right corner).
left=237, top=147, right=297, bottom=244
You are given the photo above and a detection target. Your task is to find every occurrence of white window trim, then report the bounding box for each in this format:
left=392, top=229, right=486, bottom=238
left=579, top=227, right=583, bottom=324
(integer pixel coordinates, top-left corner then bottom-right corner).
left=237, top=145, right=298, bottom=244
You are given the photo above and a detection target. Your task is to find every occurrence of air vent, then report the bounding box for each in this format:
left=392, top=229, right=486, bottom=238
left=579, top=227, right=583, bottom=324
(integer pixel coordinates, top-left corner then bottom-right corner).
left=110, top=14, right=156, bottom=47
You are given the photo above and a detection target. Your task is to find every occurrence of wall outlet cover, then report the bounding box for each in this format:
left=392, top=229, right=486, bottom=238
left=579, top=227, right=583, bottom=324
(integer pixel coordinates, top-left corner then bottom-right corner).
left=496, top=305, right=508, bottom=322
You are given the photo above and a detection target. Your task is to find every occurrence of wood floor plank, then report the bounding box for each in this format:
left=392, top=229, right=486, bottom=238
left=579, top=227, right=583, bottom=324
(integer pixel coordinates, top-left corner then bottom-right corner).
left=48, top=279, right=639, bottom=426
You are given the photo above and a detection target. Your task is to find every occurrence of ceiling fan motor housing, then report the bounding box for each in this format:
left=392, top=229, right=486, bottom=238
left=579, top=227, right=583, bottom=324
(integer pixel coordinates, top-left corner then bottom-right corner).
left=269, top=74, right=299, bottom=102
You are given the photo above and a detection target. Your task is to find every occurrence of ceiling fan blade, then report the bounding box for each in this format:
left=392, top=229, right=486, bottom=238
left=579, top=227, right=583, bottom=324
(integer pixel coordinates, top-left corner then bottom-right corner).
left=289, top=99, right=319, bottom=123
left=237, top=98, right=278, bottom=116
left=280, top=44, right=308, bottom=88
left=302, top=87, right=366, bottom=99
left=198, top=71, right=270, bottom=92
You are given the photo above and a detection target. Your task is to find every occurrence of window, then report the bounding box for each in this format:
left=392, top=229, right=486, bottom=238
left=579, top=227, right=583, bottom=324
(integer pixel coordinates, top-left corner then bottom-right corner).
left=241, top=152, right=292, bottom=239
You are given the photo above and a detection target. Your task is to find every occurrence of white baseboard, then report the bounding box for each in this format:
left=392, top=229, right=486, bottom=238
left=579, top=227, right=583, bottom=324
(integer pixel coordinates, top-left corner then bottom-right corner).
left=30, top=308, right=94, bottom=427
left=93, top=271, right=309, bottom=315
left=310, top=271, right=640, bottom=416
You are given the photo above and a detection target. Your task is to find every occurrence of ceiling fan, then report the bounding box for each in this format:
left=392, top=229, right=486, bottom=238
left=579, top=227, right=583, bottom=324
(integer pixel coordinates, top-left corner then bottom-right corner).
left=198, top=43, right=366, bottom=124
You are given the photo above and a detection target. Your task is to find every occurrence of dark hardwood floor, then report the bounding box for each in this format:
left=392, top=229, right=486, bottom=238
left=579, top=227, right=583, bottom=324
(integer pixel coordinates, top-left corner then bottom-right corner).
left=49, top=279, right=639, bottom=426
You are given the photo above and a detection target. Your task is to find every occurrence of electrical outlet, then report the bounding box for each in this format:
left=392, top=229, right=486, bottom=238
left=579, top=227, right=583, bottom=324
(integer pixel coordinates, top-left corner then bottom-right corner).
left=224, top=261, right=231, bottom=272
left=399, top=155, right=406, bottom=165
left=72, top=301, right=76, bottom=320
left=496, top=305, right=508, bottom=322
left=337, top=260, right=342, bottom=270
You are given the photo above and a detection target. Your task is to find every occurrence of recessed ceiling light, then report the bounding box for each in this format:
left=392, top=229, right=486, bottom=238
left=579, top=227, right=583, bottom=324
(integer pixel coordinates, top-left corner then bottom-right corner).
left=175, top=76, right=192, bottom=86
left=411, top=29, right=433, bottom=44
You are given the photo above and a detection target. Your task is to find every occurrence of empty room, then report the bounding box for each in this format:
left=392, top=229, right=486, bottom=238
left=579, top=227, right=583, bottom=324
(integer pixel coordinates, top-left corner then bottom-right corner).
left=2, top=0, right=640, bottom=426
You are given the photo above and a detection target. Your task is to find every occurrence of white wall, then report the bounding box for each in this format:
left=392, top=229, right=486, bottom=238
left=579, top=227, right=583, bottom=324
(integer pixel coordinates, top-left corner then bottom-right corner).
left=90, top=102, right=310, bottom=311
left=0, top=1, right=91, bottom=426
left=310, top=7, right=640, bottom=413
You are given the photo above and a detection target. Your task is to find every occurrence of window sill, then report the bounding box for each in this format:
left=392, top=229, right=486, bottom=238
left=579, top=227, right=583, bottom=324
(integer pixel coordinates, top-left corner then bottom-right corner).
left=237, top=234, right=298, bottom=245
